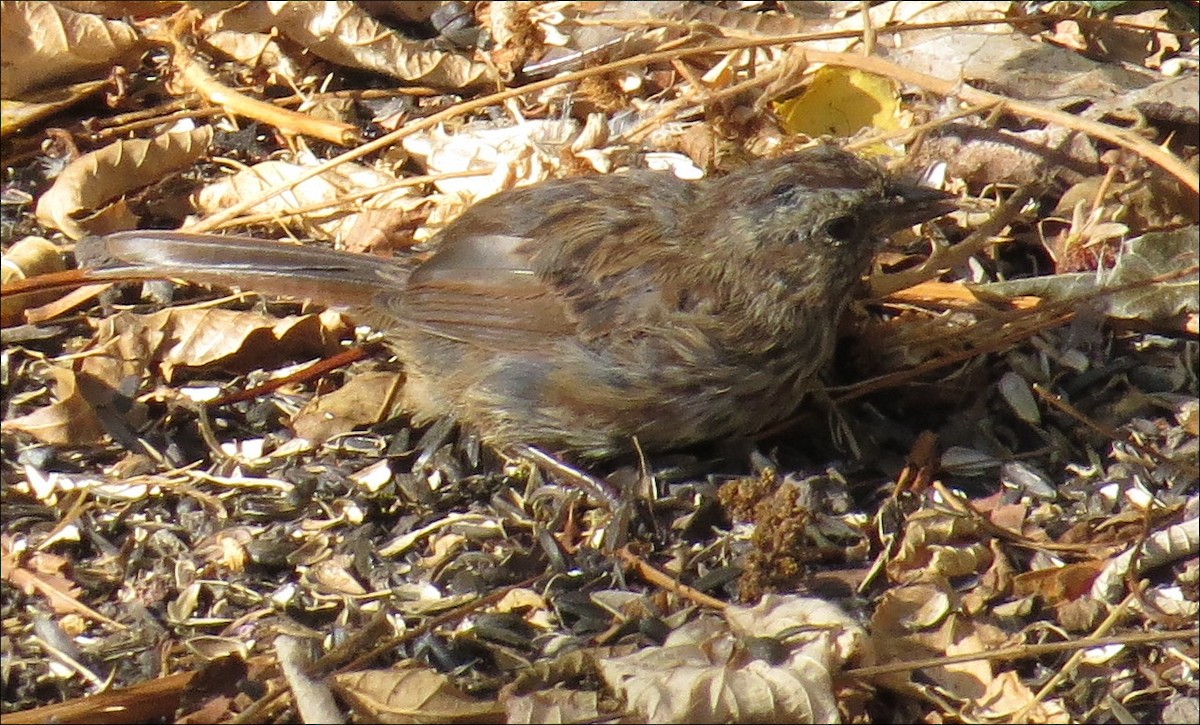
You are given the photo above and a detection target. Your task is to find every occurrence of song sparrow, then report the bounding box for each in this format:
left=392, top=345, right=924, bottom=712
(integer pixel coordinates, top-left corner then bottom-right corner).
left=76, top=146, right=954, bottom=458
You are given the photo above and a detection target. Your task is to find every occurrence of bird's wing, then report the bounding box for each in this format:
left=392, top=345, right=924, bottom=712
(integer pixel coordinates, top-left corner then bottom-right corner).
left=383, top=172, right=698, bottom=351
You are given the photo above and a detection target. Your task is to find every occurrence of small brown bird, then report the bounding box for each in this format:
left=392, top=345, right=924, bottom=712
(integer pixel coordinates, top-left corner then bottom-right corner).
left=76, top=146, right=954, bottom=458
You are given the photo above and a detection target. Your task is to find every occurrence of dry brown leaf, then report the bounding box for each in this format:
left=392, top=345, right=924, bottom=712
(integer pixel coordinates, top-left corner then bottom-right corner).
left=871, top=592, right=1017, bottom=705
left=84, top=306, right=349, bottom=383
left=1050, top=171, right=1194, bottom=271
left=873, top=582, right=954, bottom=632
left=978, top=227, right=1200, bottom=323
left=1, top=544, right=81, bottom=606
left=2, top=365, right=107, bottom=446
left=0, top=1, right=141, bottom=98
left=1, top=536, right=123, bottom=626
left=985, top=501, right=1029, bottom=532
left=0, top=236, right=68, bottom=324
left=931, top=623, right=998, bottom=701
left=1011, top=560, right=1107, bottom=605
left=886, top=509, right=992, bottom=583
left=1058, top=7, right=1181, bottom=69
left=1091, top=517, right=1200, bottom=603
left=154, top=307, right=346, bottom=380
left=888, top=29, right=1158, bottom=108
left=200, top=0, right=490, bottom=89
left=192, top=159, right=420, bottom=244
left=35, top=126, right=213, bottom=239
left=202, top=28, right=309, bottom=88
left=54, top=2, right=179, bottom=18
left=402, top=119, right=581, bottom=200
left=601, top=617, right=833, bottom=723
left=79, top=309, right=161, bottom=392
left=963, top=539, right=1018, bottom=615
left=0, top=79, right=107, bottom=137
left=599, top=595, right=865, bottom=723
left=290, top=369, right=403, bottom=443
left=869, top=580, right=957, bottom=689
left=306, top=558, right=367, bottom=596
left=969, top=670, right=1070, bottom=723
left=332, top=666, right=506, bottom=724
left=502, top=686, right=603, bottom=725
left=724, top=594, right=870, bottom=667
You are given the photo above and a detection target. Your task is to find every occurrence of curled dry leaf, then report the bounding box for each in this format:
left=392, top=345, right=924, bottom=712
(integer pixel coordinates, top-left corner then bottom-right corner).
left=402, top=119, right=581, bottom=199
left=332, top=666, right=506, bottom=724
left=598, top=595, right=865, bottom=723
left=723, top=594, right=870, bottom=669
left=77, top=309, right=163, bottom=397
left=1054, top=6, right=1181, bottom=69
left=7, top=306, right=348, bottom=445
left=887, top=29, right=1158, bottom=108
left=870, top=584, right=1017, bottom=704
left=1, top=236, right=67, bottom=324
left=203, top=28, right=308, bottom=88
left=976, top=227, right=1200, bottom=323
left=886, top=509, right=992, bottom=583
left=1011, top=560, right=1107, bottom=605
left=502, top=687, right=602, bottom=725
left=200, top=0, right=490, bottom=90
left=1091, top=516, right=1200, bottom=603
left=527, top=1, right=1012, bottom=78
left=872, top=582, right=954, bottom=634
left=87, top=307, right=350, bottom=382
left=842, top=0, right=1013, bottom=38
left=940, top=626, right=1013, bottom=706
left=0, top=1, right=141, bottom=98
left=970, top=671, right=1070, bottom=723
left=0, top=79, right=107, bottom=138
left=0, top=235, right=65, bottom=282
left=35, top=125, right=213, bottom=239
left=290, top=369, right=404, bottom=443
left=192, top=158, right=420, bottom=245
left=2, top=365, right=108, bottom=446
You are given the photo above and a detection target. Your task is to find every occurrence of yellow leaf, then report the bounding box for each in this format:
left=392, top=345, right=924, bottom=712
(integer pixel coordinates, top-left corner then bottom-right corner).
left=775, top=67, right=900, bottom=137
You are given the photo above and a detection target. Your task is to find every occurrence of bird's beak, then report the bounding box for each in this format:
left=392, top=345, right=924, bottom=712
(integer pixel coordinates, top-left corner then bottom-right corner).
left=871, top=183, right=958, bottom=235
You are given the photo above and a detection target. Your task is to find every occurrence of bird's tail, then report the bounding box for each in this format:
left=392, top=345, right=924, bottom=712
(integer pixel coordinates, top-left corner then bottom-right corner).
left=75, top=231, right=411, bottom=311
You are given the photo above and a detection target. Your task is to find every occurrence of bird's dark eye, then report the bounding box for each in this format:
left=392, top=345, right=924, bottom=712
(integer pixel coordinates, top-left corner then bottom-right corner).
left=824, top=215, right=858, bottom=241
left=770, top=183, right=794, bottom=197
